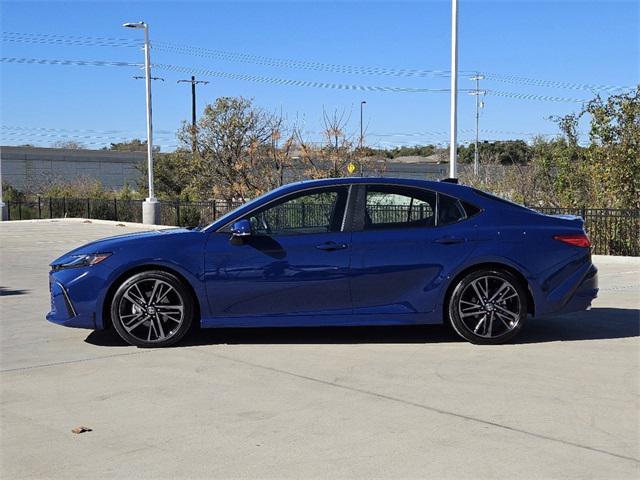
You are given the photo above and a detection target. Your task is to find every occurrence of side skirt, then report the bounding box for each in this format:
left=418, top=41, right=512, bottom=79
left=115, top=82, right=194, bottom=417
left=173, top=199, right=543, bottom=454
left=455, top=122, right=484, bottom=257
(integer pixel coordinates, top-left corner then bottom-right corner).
left=200, top=312, right=443, bottom=329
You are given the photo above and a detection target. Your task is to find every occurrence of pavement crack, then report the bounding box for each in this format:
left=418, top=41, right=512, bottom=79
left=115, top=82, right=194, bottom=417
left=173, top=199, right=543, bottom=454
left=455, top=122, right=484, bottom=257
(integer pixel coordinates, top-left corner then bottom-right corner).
left=0, top=350, right=151, bottom=373
left=207, top=351, right=640, bottom=465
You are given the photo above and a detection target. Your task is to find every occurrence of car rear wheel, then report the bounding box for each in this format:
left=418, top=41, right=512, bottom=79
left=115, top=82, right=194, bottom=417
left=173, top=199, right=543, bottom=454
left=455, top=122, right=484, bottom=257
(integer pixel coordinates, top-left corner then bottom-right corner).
left=448, top=269, right=528, bottom=345
left=110, top=270, right=193, bottom=347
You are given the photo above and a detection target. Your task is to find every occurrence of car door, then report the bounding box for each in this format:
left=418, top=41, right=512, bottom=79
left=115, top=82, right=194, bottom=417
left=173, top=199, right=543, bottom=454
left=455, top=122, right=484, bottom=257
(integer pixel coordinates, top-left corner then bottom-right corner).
left=349, top=184, right=477, bottom=318
left=203, top=185, right=354, bottom=324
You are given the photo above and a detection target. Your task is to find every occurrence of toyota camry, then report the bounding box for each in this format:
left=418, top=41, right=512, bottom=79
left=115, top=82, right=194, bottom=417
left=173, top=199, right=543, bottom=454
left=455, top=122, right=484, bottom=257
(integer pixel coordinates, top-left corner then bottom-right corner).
left=47, top=178, right=598, bottom=346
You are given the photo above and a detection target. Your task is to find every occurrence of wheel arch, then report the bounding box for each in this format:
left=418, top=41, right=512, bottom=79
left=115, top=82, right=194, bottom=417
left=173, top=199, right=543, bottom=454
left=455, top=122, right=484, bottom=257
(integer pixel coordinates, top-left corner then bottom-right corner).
left=442, top=261, right=535, bottom=322
left=100, top=264, right=201, bottom=331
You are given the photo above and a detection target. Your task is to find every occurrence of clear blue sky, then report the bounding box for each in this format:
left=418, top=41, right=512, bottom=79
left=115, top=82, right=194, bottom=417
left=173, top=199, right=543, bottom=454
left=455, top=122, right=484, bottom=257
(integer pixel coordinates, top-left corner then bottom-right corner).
left=1, top=0, right=638, bottom=150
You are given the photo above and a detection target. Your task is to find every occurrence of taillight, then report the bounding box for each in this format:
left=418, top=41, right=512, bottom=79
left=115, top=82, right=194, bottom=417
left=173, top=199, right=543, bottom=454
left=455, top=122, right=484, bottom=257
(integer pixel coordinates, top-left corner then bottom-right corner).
left=553, top=233, right=591, bottom=248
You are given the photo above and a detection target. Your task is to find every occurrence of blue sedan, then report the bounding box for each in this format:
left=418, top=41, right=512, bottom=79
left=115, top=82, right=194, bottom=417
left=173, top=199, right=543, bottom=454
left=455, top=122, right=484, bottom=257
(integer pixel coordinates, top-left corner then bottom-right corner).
left=47, top=178, right=598, bottom=346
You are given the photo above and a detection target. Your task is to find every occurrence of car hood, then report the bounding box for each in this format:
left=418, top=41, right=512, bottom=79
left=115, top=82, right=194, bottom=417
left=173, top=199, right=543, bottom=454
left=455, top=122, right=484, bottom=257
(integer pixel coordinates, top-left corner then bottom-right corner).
left=50, top=228, right=193, bottom=266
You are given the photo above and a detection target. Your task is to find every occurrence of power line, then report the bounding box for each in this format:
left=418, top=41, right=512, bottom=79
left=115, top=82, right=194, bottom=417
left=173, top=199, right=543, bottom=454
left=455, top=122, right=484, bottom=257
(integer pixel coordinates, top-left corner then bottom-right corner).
left=3, top=31, right=633, bottom=93
left=488, top=90, right=586, bottom=104
left=482, top=72, right=631, bottom=94
left=0, top=56, right=141, bottom=68
left=2, top=125, right=175, bottom=136
left=155, top=63, right=457, bottom=94
left=154, top=42, right=459, bottom=78
left=1, top=31, right=140, bottom=48
left=0, top=56, right=592, bottom=103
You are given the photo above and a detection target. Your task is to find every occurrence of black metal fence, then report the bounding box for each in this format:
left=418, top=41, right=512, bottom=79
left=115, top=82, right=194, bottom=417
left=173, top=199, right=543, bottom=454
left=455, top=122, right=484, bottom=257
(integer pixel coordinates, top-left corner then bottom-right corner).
left=5, top=197, right=242, bottom=227
left=527, top=207, right=639, bottom=257
left=5, top=197, right=639, bottom=256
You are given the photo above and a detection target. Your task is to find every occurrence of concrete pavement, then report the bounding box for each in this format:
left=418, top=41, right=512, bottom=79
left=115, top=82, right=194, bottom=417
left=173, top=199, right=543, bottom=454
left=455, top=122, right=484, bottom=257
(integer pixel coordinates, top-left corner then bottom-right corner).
left=1, top=220, right=638, bottom=479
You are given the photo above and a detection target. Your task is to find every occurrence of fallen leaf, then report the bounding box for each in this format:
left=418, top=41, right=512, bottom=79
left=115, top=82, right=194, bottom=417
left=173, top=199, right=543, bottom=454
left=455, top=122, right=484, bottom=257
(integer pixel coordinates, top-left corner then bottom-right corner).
left=71, top=426, right=92, bottom=434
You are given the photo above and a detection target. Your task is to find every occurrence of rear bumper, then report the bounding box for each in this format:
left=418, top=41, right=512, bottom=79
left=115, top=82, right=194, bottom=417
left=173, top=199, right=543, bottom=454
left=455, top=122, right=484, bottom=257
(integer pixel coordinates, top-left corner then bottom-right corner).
left=555, top=264, right=598, bottom=315
left=537, top=258, right=599, bottom=317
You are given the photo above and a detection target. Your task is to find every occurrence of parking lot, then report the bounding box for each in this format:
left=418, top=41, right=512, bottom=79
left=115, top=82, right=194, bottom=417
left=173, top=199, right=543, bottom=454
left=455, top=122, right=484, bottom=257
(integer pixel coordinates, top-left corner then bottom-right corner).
left=1, top=220, right=638, bottom=479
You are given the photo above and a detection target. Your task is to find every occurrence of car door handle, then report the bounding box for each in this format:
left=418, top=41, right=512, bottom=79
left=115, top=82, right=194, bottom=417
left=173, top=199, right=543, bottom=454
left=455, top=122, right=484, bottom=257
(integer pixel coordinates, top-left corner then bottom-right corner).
left=316, top=241, right=348, bottom=251
left=434, top=236, right=466, bottom=245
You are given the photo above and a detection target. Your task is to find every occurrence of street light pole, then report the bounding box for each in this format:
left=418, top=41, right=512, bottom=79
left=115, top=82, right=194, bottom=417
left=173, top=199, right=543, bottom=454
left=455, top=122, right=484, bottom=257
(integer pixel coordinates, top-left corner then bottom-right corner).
left=449, top=0, right=459, bottom=180
left=0, top=158, right=7, bottom=221
left=469, top=74, right=485, bottom=176
left=359, top=100, right=366, bottom=149
left=124, top=21, right=159, bottom=224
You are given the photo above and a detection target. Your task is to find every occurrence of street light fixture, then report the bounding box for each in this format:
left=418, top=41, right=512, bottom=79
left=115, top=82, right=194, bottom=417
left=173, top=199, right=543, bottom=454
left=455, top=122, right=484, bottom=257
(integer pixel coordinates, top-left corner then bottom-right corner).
left=123, top=20, right=159, bottom=224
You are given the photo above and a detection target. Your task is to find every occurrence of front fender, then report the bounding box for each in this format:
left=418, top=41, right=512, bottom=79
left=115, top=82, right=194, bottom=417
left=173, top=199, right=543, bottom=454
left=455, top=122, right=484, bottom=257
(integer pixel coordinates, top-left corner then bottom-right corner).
left=95, top=257, right=207, bottom=330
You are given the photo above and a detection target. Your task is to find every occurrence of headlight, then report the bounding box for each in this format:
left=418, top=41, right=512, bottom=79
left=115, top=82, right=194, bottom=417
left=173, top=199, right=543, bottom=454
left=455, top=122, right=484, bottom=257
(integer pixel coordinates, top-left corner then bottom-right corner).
left=52, top=253, right=112, bottom=271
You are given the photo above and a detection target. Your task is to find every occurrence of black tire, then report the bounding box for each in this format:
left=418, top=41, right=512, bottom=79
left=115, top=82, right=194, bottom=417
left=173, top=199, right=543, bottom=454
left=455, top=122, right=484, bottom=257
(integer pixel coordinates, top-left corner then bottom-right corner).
left=110, top=270, right=194, bottom=348
left=448, top=269, right=528, bottom=345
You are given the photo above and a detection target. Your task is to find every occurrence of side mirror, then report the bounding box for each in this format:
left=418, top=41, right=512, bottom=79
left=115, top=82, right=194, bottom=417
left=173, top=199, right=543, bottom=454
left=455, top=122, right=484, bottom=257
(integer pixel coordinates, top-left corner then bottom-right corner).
left=230, top=219, right=252, bottom=238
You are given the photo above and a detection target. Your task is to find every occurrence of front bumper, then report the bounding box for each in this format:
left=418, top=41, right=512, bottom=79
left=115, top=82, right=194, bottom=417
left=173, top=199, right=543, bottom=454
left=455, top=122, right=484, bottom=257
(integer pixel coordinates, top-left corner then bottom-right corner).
left=46, top=265, right=110, bottom=330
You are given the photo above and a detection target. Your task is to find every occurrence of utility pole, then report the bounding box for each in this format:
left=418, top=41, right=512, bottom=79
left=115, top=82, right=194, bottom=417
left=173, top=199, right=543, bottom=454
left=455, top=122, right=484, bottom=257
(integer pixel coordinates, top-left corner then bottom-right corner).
left=469, top=74, right=486, bottom=176
left=123, top=21, right=158, bottom=225
left=178, top=76, right=209, bottom=152
left=449, top=0, right=459, bottom=180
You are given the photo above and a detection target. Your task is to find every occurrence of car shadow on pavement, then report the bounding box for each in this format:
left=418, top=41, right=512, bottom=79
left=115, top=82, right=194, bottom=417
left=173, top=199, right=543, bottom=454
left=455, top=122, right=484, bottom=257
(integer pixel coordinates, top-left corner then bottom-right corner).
left=85, top=307, right=639, bottom=347
left=0, top=286, right=29, bottom=297
left=511, top=307, right=640, bottom=344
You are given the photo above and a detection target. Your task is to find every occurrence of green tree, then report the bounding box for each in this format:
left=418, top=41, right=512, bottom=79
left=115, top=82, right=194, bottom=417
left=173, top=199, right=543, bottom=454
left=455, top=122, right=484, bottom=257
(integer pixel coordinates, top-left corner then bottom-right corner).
left=584, top=87, right=640, bottom=208
left=106, top=139, right=160, bottom=153
left=181, top=97, right=286, bottom=203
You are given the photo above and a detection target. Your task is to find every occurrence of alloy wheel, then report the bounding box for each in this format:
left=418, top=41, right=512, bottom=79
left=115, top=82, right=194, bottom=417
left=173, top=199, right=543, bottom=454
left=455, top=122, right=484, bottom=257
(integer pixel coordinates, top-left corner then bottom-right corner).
left=457, top=275, right=522, bottom=339
left=117, top=278, right=185, bottom=344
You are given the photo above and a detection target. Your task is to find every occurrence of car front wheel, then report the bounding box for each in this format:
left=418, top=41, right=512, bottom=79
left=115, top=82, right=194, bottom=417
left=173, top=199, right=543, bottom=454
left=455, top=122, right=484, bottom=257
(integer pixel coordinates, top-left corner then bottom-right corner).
left=448, top=269, right=528, bottom=345
left=110, top=270, right=193, bottom=347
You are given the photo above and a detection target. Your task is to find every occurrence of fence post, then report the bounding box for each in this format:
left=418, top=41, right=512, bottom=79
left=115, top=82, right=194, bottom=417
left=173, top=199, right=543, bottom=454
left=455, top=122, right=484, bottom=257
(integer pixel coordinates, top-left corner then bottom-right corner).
left=114, top=198, right=118, bottom=221
left=63, top=197, right=67, bottom=218
left=19, top=201, right=22, bottom=220
left=176, top=200, right=181, bottom=226
left=86, top=198, right=90, bottom=219
left=37, top=196, right=42, bottom=219
left=49, top=197, right=53, bottom=219
left=212, top=200, right=217, bottom=221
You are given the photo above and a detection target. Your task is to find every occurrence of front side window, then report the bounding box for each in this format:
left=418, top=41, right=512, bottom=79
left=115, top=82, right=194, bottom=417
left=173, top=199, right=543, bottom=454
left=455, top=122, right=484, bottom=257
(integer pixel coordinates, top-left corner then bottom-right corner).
left=364, top=186, right=436, bottom=230
left=245, top=187, right=349, bottom=236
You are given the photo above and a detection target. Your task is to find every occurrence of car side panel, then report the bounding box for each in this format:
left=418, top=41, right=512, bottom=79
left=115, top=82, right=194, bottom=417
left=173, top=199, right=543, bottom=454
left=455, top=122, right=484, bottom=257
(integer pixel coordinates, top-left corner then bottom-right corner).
left=349, top=221, right=479, bottom=318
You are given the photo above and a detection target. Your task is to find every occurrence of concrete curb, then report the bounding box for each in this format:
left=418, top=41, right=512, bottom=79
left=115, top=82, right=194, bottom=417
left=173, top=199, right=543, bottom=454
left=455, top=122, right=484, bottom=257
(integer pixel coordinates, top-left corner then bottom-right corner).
left=592, top=254, right=640, bottom=265
left=0, top=218, right=173, bottom=230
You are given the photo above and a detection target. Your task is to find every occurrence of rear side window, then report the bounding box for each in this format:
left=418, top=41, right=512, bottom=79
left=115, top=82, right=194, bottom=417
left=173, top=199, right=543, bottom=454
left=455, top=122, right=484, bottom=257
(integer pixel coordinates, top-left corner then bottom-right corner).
left=472, top=188, right=532, bottom=212
left=438, top=194, right=466, bottom=226
left=462, top=201, right=482, bottom=218
left=364, top=185, right=436, bottom=230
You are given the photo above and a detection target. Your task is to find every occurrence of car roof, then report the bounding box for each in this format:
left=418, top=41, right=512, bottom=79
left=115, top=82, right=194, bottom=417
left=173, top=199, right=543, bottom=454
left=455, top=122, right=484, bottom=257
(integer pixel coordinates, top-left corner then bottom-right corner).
left=204, top=177, right=485, bottom=232
left=277, top=176, right=475, bottom=199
